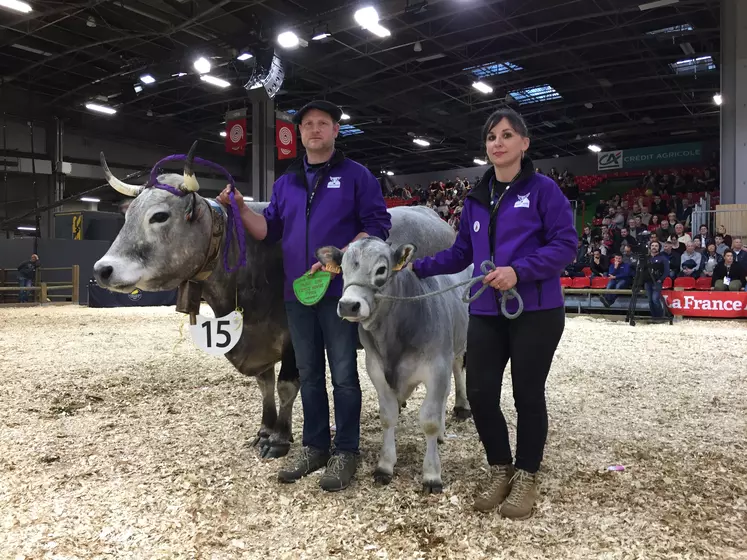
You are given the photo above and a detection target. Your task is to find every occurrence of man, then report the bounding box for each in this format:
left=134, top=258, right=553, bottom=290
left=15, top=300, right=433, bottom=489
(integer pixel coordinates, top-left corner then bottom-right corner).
left=217, top=100, right=392, bottom=491
left=17, top=254, right=40, bottom=303
left=601, top=253, right=632, bottom=307
left=732, top=237, right=747, bottom=265
left=645, top=241, right=670, bottom=318
left=679, top=241, right=702, bottom=279
left=651, top=195, right=668, bottom=216
left=714, top=234, right=729, bottom=257
left=661, top=240, right=680, bottom=279
left=674, top=222, right=691, bottom=245
left=695, top=224, right=711, bottom=248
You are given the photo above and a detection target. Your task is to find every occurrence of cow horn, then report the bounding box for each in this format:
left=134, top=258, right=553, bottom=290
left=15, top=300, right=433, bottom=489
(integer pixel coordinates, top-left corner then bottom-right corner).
left=182, top=140, right=200, bottom=192
left=100, top=152, right=143, bottom=197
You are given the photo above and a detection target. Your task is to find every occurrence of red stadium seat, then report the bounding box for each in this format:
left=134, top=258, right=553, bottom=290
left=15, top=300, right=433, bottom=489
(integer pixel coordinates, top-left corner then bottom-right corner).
left=560, top=277, right=573, bottom=288
left=662, top=277, right=673, bottom=289
left=591, top=276, right=608, bottom=289
left=582, top=267, right=592, bottom=277
left=674, top=277, right=696, bottom=290
left=695, top=277, right=712, bottom=291
left=572, top=277, right=590, bottom=288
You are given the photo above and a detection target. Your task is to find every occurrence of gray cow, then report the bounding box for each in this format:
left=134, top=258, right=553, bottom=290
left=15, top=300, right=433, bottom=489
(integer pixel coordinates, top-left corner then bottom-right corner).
left=92, top=155, right=468, bottom=463
left=316, top=207, right=472, bottom=493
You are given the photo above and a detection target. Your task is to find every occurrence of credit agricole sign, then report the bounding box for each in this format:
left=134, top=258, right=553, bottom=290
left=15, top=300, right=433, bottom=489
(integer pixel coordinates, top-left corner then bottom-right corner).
left=597, top=142, right=703, bottom=171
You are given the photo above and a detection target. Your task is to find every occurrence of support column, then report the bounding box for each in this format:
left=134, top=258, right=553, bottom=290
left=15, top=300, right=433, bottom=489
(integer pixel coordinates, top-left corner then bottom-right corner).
left=720, top=0, right=747, bottom=204
left=249, top=89, right=275, bottom=202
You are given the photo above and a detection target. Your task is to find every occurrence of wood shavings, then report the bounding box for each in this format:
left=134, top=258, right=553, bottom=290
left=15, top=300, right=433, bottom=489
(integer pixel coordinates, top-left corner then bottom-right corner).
left=0, top=307, right=745, bottom=559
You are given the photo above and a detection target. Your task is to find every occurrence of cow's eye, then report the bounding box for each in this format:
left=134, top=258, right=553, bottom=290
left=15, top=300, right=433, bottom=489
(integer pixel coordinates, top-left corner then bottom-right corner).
left=376, top=266, right=386, bottom=276
left=150, top=212, right=170, bottom=224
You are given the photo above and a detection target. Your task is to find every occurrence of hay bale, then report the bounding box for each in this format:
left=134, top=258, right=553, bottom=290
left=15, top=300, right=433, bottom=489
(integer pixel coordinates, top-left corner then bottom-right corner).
left=0, top=307, right=745, bottom=559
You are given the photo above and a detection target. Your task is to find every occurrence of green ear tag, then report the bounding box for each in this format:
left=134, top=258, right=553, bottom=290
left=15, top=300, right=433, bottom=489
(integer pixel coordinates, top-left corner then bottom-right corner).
left=293, top=271, right=332, bottom=306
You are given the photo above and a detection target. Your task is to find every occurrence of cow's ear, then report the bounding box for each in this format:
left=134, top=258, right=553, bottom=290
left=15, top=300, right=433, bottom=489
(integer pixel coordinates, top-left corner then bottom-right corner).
left=185, top=192, right=200, bottom=222
left=392, top=243, right=416, bottom=271
left=316, top=246, right=343, bottom=271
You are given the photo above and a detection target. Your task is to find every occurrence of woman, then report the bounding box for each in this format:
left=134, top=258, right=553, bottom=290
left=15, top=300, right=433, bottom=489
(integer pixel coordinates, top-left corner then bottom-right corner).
left=701, top=243, right=722, bottom=278
left=712, top=249, right=745, bottom=291
left=409, top=108, right=577, bottom=520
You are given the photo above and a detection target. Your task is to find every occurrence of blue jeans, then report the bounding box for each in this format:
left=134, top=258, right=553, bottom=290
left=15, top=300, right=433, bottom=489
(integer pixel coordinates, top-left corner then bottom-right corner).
left=645, top=281, right=664, bottom=317
left=604, top=278, right=630, bottom=305
left=18, top=278, right=33, bottom=303
left=285, top=297, right=361, bottom=454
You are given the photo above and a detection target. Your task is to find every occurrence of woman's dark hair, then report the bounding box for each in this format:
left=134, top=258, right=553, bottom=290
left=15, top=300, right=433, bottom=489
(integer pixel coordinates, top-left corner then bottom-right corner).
left=481, top=108, right=529, bottom=141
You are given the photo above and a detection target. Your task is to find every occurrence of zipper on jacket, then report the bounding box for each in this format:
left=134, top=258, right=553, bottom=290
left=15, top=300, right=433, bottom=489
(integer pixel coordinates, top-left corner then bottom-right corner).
left=536, top=280, right=543, bottom=307
left=304, top=162, right=332, bottom=270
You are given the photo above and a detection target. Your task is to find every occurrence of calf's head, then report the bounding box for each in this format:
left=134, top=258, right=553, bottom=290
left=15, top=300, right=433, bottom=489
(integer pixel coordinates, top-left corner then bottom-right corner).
left=316, top=237, right=416, bottom=322
left=93, top=146, right=213, bottom=292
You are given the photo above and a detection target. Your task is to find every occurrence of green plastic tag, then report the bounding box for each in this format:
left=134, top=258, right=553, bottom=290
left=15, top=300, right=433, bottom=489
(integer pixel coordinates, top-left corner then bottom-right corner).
left=293, top=271, right=332, bottom=306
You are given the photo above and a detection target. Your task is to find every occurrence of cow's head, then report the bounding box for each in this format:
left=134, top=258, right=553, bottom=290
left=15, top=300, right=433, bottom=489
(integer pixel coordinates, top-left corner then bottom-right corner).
left=93, top=143, right=214, bottom=292
left=316, top=237, right=416, bottom=324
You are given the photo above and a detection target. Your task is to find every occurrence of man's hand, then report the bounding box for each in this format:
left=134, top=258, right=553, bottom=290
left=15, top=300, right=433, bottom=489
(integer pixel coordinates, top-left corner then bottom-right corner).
left=309, top=261, right=339, bottom=277
left=216, top=185, right=247, bottom=213
left=609, top=275, right=616, bottom=280
left=483, top=266, right=518, bottom=291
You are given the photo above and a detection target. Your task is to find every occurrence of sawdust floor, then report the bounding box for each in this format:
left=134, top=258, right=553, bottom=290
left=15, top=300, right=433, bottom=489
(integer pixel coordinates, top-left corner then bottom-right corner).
left=0, top=306, right=745, bottom=560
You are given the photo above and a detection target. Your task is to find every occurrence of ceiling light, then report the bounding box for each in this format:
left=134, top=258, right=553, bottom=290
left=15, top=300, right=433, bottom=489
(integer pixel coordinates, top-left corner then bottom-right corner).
left=237, top=53, right=253, bottom=61
left=133, top=85, right=143, bottom=93
left=639, top=0, right=678, bottom=10
left=354, top=6, right=380, bottom=27
left=413, top=138, right=430, bottom=147
left=416, top=53, right=445, bottom=62
left=386, top=171, right=394, bottom=176
left=473, top=158, right=487, bottom=166
left=713, top=93, right=723, bottom=105
left=278, top=31, right=300, bottom=49
left=11, top=43, right=51, bottom=56
left=80, top=197, right=100, bottom=203
left=140, top=74, right=155, bottom=84
left=367, top=23, right=390, bottom=37
left=220, top=131, right=227, bottom=137
left=0, top=0, right=33, bottom=13
left=340, top=113, right=351, bottom=121
left=588, top=144, right=602, bottom=153
left=85, top=103, right=117, bottom=115
left=312, top=32, right=331, bottom=41
left=414, top=41, right=422, bottom=52
left=193, top=57, right=211, bottom=74
left=472, top=81, right=493, bottom=94
left=17, top=226, right=36, bottom=231
left=172, top=72, right=188, bottom=77
left=200, top=75, right=231, bottom=88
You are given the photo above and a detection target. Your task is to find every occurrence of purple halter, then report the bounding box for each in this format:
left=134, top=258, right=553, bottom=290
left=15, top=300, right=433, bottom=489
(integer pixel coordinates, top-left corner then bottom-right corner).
left=147, top=153, right=247, bottom=275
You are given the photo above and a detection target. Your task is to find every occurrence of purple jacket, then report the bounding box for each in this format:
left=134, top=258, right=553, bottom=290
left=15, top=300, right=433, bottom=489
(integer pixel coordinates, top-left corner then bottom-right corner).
left=412, top=158, right=577, bottom=316
left=263, top=150, right=392, bottom=301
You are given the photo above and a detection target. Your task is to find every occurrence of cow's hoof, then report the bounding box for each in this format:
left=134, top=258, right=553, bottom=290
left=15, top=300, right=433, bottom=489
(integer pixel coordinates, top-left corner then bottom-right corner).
left=259, top=440, right=291, bottom=459
left=249, top=431, right=270, bottom=449
left=453, top=406, right=472, bottom=421
left=373, top=468, right=393, bottom=485
left=422, top=481, right=443, bottom=494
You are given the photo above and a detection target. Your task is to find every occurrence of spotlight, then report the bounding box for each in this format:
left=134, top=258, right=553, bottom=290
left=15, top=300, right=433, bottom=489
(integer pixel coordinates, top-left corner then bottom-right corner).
left=588, top=144, right=602, bottom=153
left=713, top=93, right=723, bottom=105
left=193, top=57, right=211, bottom=74
left=278, top=31, right=300, bottom=49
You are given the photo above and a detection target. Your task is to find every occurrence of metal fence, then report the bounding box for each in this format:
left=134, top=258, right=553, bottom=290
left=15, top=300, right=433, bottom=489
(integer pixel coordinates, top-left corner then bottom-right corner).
left=691, top=201, right=747, bottom=239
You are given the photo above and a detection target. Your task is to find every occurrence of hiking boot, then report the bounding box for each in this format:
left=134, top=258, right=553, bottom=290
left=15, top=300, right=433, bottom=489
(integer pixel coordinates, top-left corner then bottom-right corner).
left=277, top=446, right=330, bottom=483
left=499, top=469, right=539, bottom=520
left=319, top=451, right=358, bottom=492
left=473, top=464, right=515, bottom=512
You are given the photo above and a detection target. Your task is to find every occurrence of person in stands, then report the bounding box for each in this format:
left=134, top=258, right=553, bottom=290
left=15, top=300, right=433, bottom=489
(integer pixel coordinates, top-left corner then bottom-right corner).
left=712, top=249, right=745, bottom=291
left=601, top=253, right=632, bottom=308
left=408, top=108, right=577, bottom=520
left=17, top=254, right=40, bottom=303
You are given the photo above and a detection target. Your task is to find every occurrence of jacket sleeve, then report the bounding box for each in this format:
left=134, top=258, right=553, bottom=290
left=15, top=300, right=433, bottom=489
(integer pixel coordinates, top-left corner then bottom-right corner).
left=511, top=182, right=578, bottom=283
left=262, top=182, right=284, bottom=245
left=662, top=257, right=670, bottom=281
left=357, top=169, right=392, bottom=241
left=412, top=203, right=473, bottom=278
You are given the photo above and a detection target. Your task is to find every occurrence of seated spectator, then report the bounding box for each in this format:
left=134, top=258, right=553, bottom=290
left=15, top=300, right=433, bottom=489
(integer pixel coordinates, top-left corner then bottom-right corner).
left=613, top=207, right=626, bottom=227
left=618, top=227, right=638, bottom=253
left=716, top=225, right=732, bottom=249
left=669, top=234, right=686, bottom=256
left=651, top=195, right=668, bottom=216
left=563, top=260, right=586, bottom=278
left=714, top=235, right=729, bottom=256
left=692, top=237, right=705, bottom=255
left=621, top=244, right=640, bottom=273
left=648, top=214, right=660, bottom=233
left=701, top=243, right=722, bottom=279
left=581, top=225, right=593, bottom=246
left=732, top=237, right=747, bottom=265
left=639, top=206, right=653, bottom=226
left=600, top=254, right=633, bottom=307
left=712, top=249, right=745, bottom=291
left=634, top=216, right=651, bottom=242
left=576, top=238, right=589, bottom=264
left=661, top=240, right=681, bottom=279
left=679, top=241, right=702, bottom=278
left=674, top=223, right=692, bottom=245
left=645, top=241, right=670, bottom=318
left=694, top=225, right=712, bottom=249
left=656, top=219, right=672, bottom=243
left=589, top=249, right=608, bottom=277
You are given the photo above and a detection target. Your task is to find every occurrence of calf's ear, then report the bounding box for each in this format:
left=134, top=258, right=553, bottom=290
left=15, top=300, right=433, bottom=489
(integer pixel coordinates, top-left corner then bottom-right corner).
left=315, top=246, right=344, bottom=270
left=392, top=243, right=417, bottom=271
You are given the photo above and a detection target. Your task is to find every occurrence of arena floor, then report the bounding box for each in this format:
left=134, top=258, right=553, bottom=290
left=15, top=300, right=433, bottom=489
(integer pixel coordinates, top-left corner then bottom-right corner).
left=0, top=306, right=745, bottom=560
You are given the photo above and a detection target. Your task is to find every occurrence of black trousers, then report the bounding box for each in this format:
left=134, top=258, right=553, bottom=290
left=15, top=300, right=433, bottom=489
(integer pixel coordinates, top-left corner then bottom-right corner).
left=466, top=306, right=565, bottom=473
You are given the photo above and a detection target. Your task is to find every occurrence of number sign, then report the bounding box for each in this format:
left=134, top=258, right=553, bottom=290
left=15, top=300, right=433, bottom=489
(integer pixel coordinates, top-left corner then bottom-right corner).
left=188, top=310, right=243, bottom=356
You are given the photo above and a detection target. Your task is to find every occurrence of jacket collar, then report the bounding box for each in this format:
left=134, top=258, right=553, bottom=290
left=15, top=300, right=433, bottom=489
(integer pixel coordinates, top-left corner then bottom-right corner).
left=467, top=155, right=535, bottom=208
left=286, top=149, right=346, bottom=183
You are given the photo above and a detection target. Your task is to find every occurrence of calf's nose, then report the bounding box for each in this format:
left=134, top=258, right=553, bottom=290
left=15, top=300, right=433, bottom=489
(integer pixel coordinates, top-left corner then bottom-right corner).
left=94, top=262, right=114, bottom=284
left=338, top=300, right=361, bottom=318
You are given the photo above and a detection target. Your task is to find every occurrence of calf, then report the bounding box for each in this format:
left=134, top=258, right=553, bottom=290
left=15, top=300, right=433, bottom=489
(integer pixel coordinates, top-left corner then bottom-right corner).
left=316, top=236, right=472, bottom=493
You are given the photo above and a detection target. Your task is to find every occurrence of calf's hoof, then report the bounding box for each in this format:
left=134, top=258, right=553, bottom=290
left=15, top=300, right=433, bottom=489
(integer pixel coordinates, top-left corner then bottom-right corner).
left=373, top=468, right=393, bottom=485
left=260, top=440, right=291, bottom=459
left=453, top=406, right=472, bottom=421
left=422, top=480, right=443, bottom=494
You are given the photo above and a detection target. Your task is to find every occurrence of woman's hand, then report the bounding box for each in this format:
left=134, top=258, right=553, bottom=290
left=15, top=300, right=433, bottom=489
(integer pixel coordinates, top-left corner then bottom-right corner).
left=483, top=266, right=518, bottom=291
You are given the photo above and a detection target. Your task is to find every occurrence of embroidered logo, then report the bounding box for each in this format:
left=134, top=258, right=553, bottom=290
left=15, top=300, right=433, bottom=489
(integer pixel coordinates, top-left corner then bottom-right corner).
left=514, top=193, right=530, bottom=208
left=473, top=221, right=480, bottom=233
left=327, top=177, right=341, bottom=189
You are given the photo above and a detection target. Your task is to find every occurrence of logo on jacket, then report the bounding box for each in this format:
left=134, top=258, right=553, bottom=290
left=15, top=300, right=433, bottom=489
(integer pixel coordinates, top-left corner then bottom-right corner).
left=473, top=221, right=480, bottom=233
left=327, top=177, right=341, bottom=189
left=514, top=194, right=530, bottom=208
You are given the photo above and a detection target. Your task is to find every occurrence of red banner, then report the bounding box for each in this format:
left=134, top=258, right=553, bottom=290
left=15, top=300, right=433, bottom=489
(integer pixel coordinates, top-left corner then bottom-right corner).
left=225, top=119, right=246, bottom=155
left=662, top=291, right=747, bottom=317
left=276, top=119, right=296, bottom=160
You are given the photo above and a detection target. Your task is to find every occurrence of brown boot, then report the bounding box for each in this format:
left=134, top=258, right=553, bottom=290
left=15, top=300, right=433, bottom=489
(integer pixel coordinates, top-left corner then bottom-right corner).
left=472, top=464, right=515, bottom=512
left=499, top=469, right=539, bottom=520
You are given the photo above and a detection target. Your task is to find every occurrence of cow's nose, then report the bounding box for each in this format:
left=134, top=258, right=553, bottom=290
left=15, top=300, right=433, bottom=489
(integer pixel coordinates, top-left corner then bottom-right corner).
left=338, top=300, right=361, bottom=317
left=94, top=263, right=113, bottom=282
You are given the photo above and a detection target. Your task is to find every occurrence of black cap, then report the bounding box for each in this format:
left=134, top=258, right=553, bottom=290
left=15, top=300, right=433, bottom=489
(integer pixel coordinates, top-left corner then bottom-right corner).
left=292, top=100, right=343, bottom=125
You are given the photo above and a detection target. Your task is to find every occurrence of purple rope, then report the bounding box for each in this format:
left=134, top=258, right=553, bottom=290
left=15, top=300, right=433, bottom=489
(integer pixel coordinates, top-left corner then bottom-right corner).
left=146, top=153, right=247, bottom=274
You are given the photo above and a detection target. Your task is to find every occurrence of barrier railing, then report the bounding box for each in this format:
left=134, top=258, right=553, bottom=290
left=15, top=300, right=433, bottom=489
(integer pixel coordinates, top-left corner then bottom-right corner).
left=0, top=265, right=80, bottom=304
left=691, top=204, right=747, bottom=238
